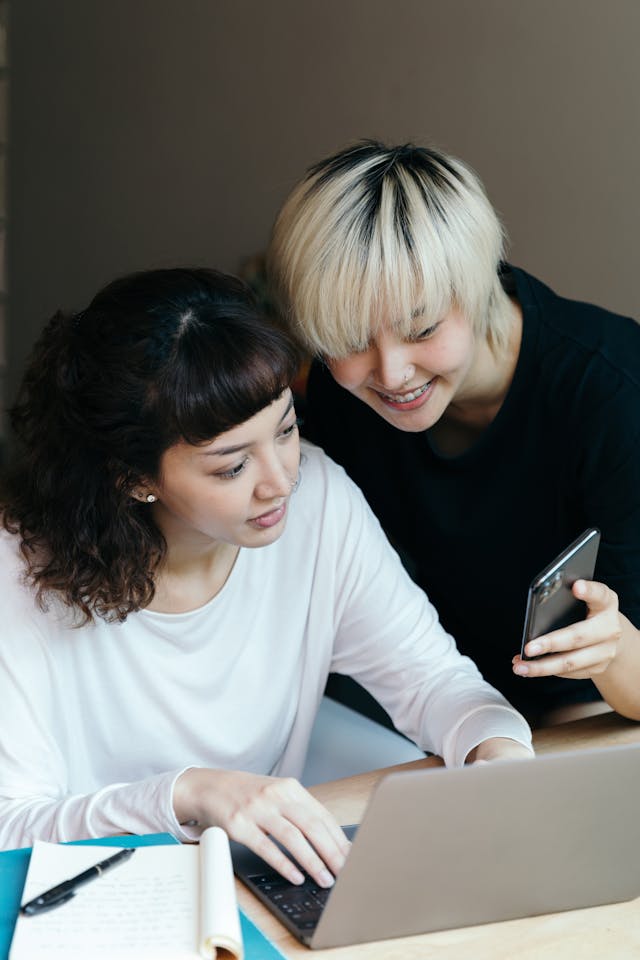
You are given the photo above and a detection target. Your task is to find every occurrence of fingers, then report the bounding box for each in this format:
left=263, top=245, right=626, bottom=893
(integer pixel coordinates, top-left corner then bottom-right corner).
left=573, top=578, right=618, bottom=613
left=192, top=771, right=350, bottom=887
left=467, top=738, right=534, bottom=764
left=514, top=579, right=621, bottom=679
left=513, top=642, right=616, bottom=679
left=240, top=823, right=333, bottom=887
left=521, top=614, right=607, bottom=659
left=241, top=784, right=350, bottom=887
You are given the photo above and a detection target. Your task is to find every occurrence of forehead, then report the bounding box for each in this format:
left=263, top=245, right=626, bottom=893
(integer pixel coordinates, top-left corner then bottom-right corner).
left=162, top=391, right=294, bottom=465
left=374, top=301, right=426, bottom=325
left=356, top=302, right=433, bottom=349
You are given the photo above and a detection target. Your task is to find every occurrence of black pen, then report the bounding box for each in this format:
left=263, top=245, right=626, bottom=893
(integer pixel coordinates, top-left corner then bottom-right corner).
left=20, top=847, right=136, bottom=916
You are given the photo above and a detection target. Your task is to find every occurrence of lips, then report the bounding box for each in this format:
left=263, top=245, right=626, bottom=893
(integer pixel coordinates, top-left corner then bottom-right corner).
left=374, top=378, right=435, bottom=410
left=249, top=502, right=287, bottom=529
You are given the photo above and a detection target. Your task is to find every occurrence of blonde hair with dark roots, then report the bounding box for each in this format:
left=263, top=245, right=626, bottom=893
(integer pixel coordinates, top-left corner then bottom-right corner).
left=268, top=140, right=511, bottom=358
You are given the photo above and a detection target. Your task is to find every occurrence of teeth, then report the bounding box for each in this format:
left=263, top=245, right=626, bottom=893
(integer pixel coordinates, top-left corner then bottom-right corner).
left=380, top=380, right=431, bottom=404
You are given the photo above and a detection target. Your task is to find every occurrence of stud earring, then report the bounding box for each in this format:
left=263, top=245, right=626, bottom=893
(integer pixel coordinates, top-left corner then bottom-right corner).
left=146, top=494, right=157, bottom=503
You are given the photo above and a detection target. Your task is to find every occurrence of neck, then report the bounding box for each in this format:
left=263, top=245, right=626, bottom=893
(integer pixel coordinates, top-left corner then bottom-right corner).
left=147, top=513, right=240, bottom=614
left=446, top=294, right=522, bottom=430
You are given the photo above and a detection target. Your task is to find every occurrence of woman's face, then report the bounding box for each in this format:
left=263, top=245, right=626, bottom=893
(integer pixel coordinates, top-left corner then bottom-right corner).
left=327, top=307, right=478, bottom=433
left=150, top=390, right=300, bottom=549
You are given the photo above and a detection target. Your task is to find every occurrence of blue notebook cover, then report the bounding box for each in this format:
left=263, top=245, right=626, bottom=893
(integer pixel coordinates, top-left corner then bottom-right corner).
left=0, top=833, right=287, bottom=960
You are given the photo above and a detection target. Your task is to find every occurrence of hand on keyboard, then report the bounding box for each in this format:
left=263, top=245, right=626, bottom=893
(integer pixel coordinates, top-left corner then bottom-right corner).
left=173, top=767, right=351, bottom=887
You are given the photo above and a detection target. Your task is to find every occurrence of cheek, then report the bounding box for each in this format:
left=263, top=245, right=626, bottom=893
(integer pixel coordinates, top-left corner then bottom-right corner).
left=422, top=332, right=474, bottom=374
left=288, top=433, right=302, bottom=467
left=327, top=356, right=370, bottom=392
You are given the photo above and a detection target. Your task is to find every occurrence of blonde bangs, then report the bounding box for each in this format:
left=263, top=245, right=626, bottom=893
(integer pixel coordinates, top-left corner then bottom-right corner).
left=268, top=142, right=510, bottom=358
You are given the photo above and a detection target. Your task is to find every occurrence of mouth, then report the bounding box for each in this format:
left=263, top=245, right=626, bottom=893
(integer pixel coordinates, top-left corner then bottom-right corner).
left=249, top=501, right=287, bottom=529
left=374, top=378, right=435, bottom=410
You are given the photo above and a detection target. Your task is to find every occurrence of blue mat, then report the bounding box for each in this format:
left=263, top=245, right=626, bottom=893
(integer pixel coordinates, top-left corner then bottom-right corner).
left=0, top=833, right=287, bottom=960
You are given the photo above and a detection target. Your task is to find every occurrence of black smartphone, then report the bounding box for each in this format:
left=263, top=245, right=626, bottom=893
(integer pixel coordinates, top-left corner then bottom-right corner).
left=520, top=528, right=601, bottom=660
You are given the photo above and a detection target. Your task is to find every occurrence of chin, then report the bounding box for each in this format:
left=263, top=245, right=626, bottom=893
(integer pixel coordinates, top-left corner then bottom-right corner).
left=244, top=523, right=288, bottom=548
left=376, top=405, right=438, bottom=433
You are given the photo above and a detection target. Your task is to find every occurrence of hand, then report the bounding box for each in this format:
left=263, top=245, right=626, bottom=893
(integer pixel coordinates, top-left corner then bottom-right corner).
left=173, top=768, right=350, bottom=887
left=513, top=579, right=622, bottom=680
left=465, top=737, right=534, bottom=764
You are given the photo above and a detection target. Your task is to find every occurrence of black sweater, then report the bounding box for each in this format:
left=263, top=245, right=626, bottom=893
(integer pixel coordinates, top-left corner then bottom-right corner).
left=304, top=265, right=640, bottom=718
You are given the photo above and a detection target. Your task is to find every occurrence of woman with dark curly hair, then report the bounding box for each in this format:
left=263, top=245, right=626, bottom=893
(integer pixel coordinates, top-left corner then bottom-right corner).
left=0, top=267, right=532, bottom=882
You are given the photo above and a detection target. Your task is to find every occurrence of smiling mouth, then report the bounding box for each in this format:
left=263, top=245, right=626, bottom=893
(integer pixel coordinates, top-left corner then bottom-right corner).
left=376, top=379, right=433, bottom=404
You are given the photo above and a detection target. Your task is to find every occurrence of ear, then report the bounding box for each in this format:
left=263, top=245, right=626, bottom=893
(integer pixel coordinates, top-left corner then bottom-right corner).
left=132, top=489, right=157, bottom=504
left=112, top=465, right=158, bottom=504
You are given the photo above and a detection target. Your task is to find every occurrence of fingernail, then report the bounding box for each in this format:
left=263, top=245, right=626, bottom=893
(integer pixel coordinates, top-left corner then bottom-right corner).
left=527, top=642, right=542, bottom=656
left=291, top=869, right=305, bottom=885
left=318, top=870, right=334, bottom=888
left=514, top=663, right=529, bottom=676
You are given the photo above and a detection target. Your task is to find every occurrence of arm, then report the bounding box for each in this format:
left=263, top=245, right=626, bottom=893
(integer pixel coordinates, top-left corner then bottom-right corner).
left=0, top=547, right=349, bottom=884
left=0, top=644, right=349, bottom=886
left=0, top=621, right=348, bottom=887
left=322, top=457, right=533, bottom=765
left=0, top=619, right=192, bottom=848
left=512, top=374, right=640, bottom=719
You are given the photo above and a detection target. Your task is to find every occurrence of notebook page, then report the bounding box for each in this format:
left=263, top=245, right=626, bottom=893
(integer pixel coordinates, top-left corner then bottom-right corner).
left=10, top=841, right=199, bottom=959
left=200, top=827, right=243, bottom=958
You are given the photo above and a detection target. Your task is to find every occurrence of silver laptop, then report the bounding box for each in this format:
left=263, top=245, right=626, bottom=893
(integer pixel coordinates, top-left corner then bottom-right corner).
left=232, top=742, right=640, bottom=949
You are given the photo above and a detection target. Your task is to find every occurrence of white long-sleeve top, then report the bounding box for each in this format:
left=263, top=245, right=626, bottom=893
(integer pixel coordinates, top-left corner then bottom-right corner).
left=0, top=442, right=532, bottom=850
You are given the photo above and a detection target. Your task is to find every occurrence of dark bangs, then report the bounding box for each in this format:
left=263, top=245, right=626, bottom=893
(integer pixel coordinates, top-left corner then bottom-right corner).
left=154, top=308, right=301, bottom=446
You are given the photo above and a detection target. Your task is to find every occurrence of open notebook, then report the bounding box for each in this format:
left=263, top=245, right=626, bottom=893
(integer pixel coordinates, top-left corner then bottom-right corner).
left=10, top=826, right=242, bottom=959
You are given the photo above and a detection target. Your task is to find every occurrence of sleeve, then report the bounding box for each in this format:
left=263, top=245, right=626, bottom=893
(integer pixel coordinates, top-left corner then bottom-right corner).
left=0, top=592, right=197, bottom=850
left=322, top=460, right=533, bottom=766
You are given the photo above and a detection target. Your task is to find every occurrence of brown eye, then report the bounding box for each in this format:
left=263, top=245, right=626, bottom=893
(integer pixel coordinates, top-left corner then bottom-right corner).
left=279, top=422, right=297, bottom=438
left=412, top=322, right=440, bottom=341
left=216, top=458, right=248, bottom=480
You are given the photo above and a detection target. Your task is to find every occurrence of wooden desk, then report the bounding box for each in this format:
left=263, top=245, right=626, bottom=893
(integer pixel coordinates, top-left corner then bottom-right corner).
left=237, top=712, right=640, bottom=959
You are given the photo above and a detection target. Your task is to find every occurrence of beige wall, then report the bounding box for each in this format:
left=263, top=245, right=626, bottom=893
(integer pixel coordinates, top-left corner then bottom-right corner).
left=8, top=0, right=640, bottom=403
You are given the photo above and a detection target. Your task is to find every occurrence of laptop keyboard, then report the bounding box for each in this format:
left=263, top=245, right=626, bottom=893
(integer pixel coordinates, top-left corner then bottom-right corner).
left=248, top=872, right=332, bottom=931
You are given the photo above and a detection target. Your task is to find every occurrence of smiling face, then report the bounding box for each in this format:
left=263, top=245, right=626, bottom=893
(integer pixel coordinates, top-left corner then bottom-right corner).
left=149, top=391, right=300, bottom=551
left=327, top=307, right=479, bottom=433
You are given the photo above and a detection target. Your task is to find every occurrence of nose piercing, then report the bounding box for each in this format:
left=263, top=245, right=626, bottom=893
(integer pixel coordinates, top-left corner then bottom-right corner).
left=289, top=474, right=300, bottom=493
left=403, top=371, right=409, bottom=384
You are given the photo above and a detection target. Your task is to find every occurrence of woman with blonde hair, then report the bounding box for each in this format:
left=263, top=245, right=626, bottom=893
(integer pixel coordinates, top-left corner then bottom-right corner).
left=268, top=140, right=640, bottom=727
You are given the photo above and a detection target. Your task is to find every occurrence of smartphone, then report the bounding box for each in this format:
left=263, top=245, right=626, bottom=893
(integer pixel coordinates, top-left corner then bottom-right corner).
left=520, top=528, right=601, bottom=660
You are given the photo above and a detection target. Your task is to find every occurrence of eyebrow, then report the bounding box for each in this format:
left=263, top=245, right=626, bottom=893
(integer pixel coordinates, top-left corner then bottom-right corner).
left=200, top=397, right=295, bottom=457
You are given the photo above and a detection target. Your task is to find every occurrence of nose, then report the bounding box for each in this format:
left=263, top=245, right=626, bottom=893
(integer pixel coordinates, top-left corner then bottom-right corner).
left=372, top=342, right=414, bottom=390
left=254, top=453, right=293, bottom=502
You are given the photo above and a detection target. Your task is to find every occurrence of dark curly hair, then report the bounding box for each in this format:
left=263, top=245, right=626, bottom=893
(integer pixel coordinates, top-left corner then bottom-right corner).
left=1, top=267, right=301, bottom=623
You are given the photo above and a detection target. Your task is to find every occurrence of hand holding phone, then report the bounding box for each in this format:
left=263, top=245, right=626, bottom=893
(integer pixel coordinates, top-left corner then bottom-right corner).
left=520, top=528, right=601, bottom=661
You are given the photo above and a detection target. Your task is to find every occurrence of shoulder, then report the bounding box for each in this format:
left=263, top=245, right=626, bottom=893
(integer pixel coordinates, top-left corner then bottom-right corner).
left=0, top=529, right=51, bottom=659
left=0, top=526, right=79, bottom=634
left=0, top=525, right=30, bottom=588
left=512, top=265, right=640, bottom=387
left=297, top=440, right=365, bottom=504
left=510, top=268, right=640, bottom=444
left=285, top=440, right=379, bottom=551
